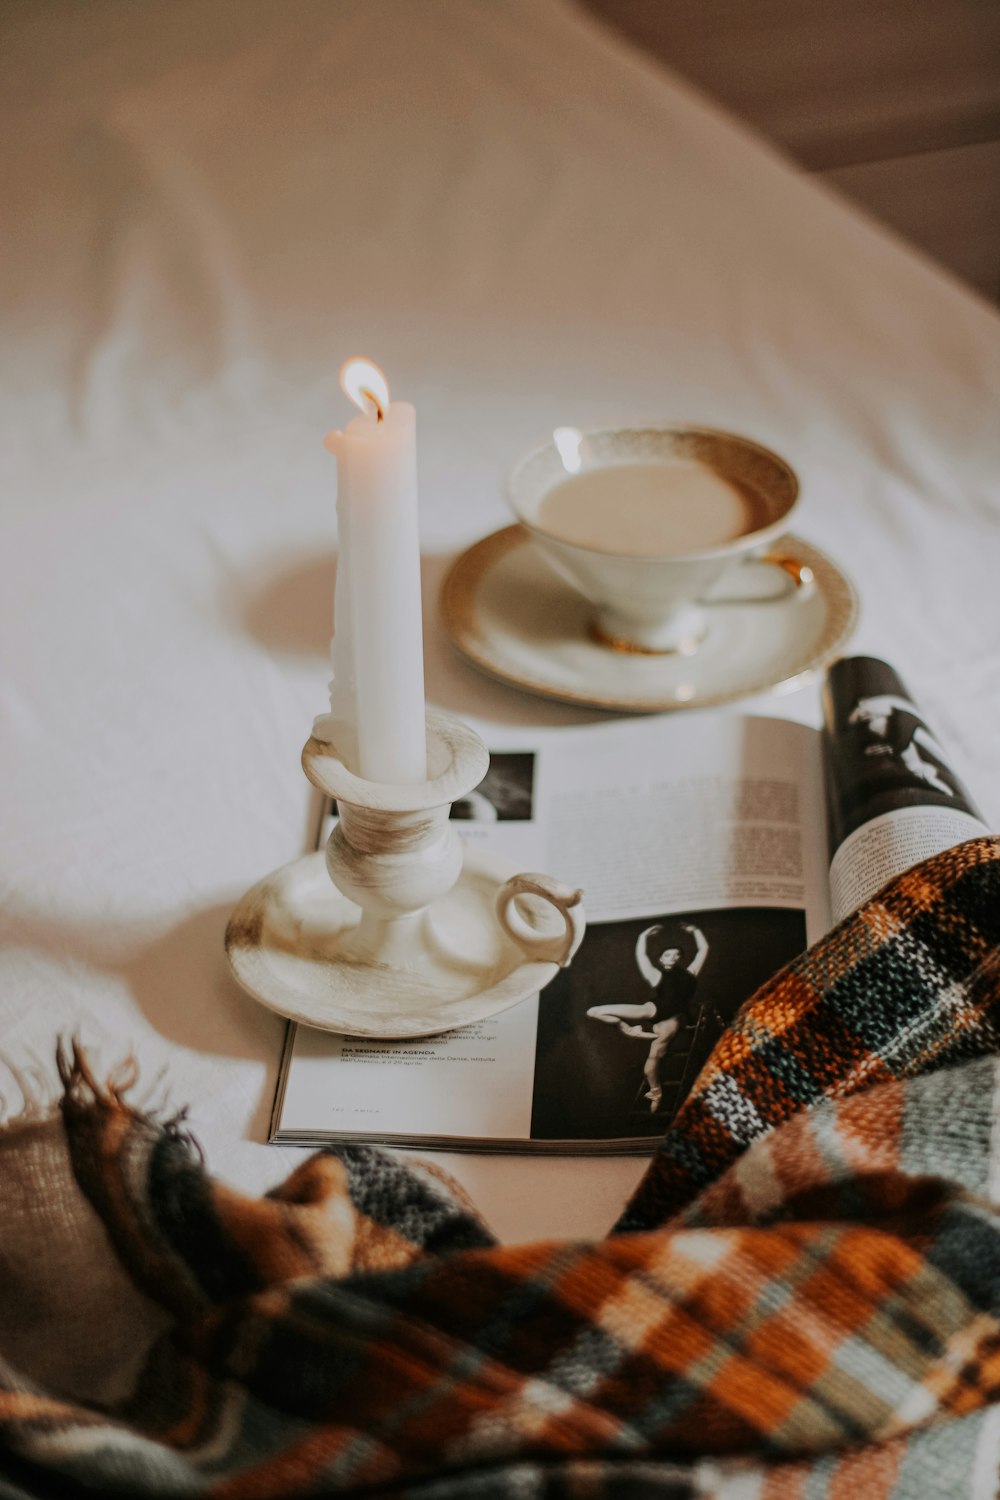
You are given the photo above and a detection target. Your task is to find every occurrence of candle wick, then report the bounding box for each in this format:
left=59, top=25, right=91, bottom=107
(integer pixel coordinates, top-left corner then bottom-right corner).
left=361, top=387, right=385, bottom=422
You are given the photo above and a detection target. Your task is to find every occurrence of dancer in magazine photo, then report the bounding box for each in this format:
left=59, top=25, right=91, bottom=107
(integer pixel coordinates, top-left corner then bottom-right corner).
left=587, top=920, right=709, bottom=1113
left=848, top=693, right=955, bottom=796
left=530, top=906, right=807, bottom=1144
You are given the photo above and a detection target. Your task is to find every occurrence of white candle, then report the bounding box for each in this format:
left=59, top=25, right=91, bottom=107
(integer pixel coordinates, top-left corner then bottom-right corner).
left=323, top=359, right=427, bottom=784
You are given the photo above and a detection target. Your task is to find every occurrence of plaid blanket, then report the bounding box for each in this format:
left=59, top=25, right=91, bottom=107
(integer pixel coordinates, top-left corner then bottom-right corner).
left=2, top=837, right=1000, bottom=1499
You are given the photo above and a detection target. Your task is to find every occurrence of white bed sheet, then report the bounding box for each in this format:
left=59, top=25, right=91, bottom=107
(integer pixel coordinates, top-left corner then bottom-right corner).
left=1, top=0, right=998, bottom=1243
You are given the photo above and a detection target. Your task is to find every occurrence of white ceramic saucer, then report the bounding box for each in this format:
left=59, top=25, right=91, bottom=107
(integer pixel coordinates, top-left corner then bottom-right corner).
left=441, top=526, right=858, bottom=713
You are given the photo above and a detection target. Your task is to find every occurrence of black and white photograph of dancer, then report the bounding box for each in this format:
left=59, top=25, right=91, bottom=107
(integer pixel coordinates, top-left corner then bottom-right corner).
left=848, top=693, right=955, bottom=795
left=529, top=905, right=807, bottom=1145
left=822, top=656, right=983, bottom=846
left=586, top=921, right=708, bottom=1113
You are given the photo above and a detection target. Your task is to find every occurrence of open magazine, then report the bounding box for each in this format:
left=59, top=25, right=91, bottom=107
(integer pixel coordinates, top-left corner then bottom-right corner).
left=270, top=657, right=988, bottom=1153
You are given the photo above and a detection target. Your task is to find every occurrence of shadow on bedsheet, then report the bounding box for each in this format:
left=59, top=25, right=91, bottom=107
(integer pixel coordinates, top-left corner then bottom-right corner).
left=240, top=549, right=610, bottom=730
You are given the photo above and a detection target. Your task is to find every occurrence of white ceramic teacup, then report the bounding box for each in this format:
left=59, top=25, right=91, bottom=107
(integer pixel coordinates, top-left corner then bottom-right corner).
left=506, top=425, right=811, bottom=654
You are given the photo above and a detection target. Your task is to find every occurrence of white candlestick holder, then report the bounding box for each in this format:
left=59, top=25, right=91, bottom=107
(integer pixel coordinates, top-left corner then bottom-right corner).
left=226, top=708, right=585, bottom=1039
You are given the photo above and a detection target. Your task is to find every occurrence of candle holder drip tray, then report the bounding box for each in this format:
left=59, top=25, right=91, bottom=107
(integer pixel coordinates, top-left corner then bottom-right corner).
left=226, top=710, right=585, bottom=1039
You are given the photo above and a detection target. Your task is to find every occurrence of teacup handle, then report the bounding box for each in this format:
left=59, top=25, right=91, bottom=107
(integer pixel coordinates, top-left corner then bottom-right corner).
left=496, top=873, right=585, bottom=967
left=703, top=551, right=814, bottom=605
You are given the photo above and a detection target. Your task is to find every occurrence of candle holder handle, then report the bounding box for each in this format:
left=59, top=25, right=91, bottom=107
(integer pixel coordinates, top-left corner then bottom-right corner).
left=496, top=874, right=585, bottom=968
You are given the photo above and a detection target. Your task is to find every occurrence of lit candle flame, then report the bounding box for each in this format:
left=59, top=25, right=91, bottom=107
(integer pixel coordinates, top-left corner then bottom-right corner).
left=341, top=358, right=390, bottom=422
left=553, top=426, right=584, bottom=474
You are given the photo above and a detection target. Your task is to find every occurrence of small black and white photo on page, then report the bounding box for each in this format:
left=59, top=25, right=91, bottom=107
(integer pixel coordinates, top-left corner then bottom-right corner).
left=529, top=905, right=807, bottom=1144
left=450, top=752, right=536, bottom=823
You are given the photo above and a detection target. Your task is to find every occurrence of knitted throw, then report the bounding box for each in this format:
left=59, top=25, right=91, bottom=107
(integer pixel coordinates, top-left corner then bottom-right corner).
left=2, top=837, right=1000, bottom=1498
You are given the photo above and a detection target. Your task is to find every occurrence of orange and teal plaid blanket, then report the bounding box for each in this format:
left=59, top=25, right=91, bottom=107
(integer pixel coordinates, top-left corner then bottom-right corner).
left=3, top=837, right=1000, bottom=1498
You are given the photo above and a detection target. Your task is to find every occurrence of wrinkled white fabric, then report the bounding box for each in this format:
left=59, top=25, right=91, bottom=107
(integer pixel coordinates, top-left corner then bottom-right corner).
left=1, top=0, right=998, bottom=1241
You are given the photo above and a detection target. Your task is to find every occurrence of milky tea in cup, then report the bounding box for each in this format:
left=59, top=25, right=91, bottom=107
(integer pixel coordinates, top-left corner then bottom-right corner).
left=506, top=426, right=805, bottom=654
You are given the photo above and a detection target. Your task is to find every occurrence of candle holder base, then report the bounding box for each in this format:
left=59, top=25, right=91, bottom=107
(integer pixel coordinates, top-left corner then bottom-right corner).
left=227, top=847, right=573, bottom=1039
left=225, top=708, right=585, bottom=1039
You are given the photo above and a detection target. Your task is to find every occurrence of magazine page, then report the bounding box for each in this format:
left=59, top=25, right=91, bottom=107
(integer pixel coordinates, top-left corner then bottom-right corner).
left=273, top=712, right=829, bottom=1152
left=822, top=657, right=990, bottom=925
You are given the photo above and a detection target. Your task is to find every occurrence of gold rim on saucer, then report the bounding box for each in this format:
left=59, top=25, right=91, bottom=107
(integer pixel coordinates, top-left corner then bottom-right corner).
left=440, top=525, right=859, bottom=713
